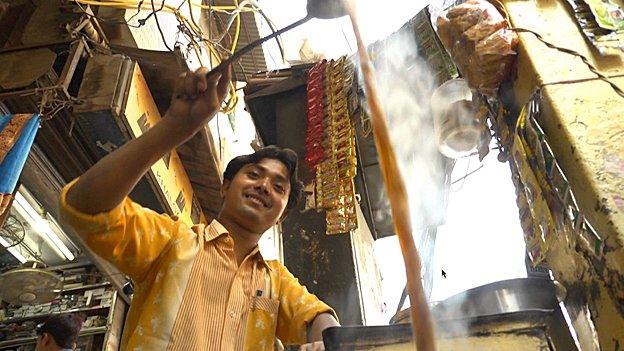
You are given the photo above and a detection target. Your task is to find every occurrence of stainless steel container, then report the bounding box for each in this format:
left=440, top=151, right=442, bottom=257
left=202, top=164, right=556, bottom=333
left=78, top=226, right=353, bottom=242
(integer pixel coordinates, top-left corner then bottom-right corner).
left=323, top=278, right=578, bottom=350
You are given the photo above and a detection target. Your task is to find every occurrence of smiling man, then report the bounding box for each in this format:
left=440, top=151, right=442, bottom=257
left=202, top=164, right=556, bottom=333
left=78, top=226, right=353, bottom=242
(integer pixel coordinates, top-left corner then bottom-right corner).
left=59, top=65, right=338, bottom=350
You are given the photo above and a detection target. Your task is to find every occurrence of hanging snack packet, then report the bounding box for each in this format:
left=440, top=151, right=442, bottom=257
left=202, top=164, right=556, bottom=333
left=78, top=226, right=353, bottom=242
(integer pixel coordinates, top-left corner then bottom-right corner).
left=436, top=0, right=519, bottom=95
left=585, top=0, right=624, bottom=31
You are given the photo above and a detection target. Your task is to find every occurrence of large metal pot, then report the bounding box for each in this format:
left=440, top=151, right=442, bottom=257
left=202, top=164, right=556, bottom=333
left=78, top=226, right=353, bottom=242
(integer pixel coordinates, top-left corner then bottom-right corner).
left=430, top=277, right=557, bottom=320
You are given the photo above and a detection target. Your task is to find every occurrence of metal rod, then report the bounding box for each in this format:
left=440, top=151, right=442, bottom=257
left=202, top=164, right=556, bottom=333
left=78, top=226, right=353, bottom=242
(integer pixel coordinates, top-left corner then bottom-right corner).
left=207, top=15, right=312, bottom=79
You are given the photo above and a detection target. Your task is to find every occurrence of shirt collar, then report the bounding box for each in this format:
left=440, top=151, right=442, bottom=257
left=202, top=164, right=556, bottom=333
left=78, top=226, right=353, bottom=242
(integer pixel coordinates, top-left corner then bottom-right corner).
left=204, top=220, right=273, bottom=271
left=204, top=219, right=229, bottom=242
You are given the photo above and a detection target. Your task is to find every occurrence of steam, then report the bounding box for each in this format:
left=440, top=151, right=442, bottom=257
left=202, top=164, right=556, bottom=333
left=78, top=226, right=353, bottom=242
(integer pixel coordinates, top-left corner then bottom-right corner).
left=358, top=28, right=448, bottom=300
left=373, top=32, right=444, bottom=231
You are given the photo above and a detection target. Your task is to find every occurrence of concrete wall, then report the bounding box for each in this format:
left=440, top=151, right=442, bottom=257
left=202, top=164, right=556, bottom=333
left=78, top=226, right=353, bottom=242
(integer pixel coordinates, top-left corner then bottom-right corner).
left=503, top=0, right=624, bottom=347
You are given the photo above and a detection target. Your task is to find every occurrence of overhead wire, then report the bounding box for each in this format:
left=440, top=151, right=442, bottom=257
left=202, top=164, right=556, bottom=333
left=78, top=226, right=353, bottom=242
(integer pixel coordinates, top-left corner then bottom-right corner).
left=73, top=0, right=256, bottom=14
left=209, top=0, right=283, bottom=60
left=77, top=0, right=284, bottom=60
left=240, top=16, right=253, bottom=82
left=73, top=0, right=239, bottom=45
left=126, top=0, right=145, bottom=23
left=451, top=163, right=484, bottom=186
left=486, top=0, right=624, bottom=99
left=73, top=0, right=142, bottom=27
left=150, top=0, right=173, bottom=51
left=73, top=0, right=246, bottom=112
left=451, top=156, right=471, bottom=192
left=254, top=7, right=285, bottom=63
left=71, top=0, right=289, bottom=112
left=186, top=0, right=200, bottom=34
left=231, top=0, right=241, bottom=54
left=511, top=28, right=624, bottom=98
left=0, top=215, right=27, bottom=249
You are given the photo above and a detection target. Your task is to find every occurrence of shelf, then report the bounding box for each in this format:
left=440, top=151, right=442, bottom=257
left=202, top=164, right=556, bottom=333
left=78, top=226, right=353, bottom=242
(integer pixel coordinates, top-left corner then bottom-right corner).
left=0, top=305, right=110, bottom=325
left=61, top=282, right=111, bottom=294
left=0, top=326, right=107, bottom=348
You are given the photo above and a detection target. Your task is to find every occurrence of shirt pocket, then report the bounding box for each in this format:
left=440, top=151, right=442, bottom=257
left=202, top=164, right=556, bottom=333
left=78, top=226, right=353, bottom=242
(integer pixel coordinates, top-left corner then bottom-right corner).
left=244, top=297, right=280, bottom=351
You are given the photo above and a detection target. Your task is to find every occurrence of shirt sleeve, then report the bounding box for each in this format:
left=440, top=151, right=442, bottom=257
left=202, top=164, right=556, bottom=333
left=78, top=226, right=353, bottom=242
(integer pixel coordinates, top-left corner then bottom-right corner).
left=58, top=178, right=186, bottom=282
left=274, top=262, right=338, bottom=345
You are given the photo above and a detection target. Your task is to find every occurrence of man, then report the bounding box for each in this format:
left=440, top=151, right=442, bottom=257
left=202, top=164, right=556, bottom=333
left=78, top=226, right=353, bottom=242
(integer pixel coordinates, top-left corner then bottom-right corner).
left=59, top=65, right=339, bottom=350
left=35, top=314, right=84, bottom=351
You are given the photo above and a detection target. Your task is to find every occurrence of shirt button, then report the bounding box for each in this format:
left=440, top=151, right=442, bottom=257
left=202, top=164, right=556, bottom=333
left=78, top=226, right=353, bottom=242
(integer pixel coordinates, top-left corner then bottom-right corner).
left=229, top=310, right=236, bottom=318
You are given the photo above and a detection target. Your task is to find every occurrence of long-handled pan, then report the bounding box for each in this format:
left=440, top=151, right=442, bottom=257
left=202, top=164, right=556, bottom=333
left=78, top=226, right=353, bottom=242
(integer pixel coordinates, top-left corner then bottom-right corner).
left=206, top=0, right=347, bottom=78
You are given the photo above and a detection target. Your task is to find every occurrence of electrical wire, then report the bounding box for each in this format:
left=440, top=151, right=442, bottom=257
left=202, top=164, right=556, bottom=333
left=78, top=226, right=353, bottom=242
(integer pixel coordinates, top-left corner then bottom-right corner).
left=341, top=24, right=353, bottom=53
left=231, top=0, right=241, bottom=54
left=209, top=0, right=247, bottom=55
left=451, top=164, right=484, bottom=185
left=210, top=5, right=235, bottom=52
left=73, top=0, right=234, bottom=46
left=485, top=0, right=624, bottom=99
left=255, top=7, right=286, bottom=63
left=0, top=215, right=26, bottom=249
left=151, top=0, right=173, bottom=51
left=220, top=0, right=285, bottom=65
left=73, top=0, right=256, bottom=14
left=175, top=0, right=185, bottom=12
left=216, top=114, right=223, bottom=160
left=186, top=0, right=200, bottom=34
left=207, top=0, right=212, bottom=63
left=0, top=215, right=42, bottom=261
left=127, top=0, right=145, bottom=22
left=451, top=156, right=471, bottom=192
left=511, top=28, right=624, bottom=98
left=137, top=1, right=161, bottom=24
left=74, top=1, right=142, bottom=28
left=76, top=0, right=284, bottom=59
left=240, top=17, right=253, bottom=81
left=458, top=145, right=501, bottom=158
left=70, top=0, right=285, bottom=112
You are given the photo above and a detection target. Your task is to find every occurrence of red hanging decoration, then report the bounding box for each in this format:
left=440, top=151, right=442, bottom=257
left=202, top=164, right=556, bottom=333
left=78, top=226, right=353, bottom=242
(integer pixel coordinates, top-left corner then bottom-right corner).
left=304, top=60, right=327, bottom=170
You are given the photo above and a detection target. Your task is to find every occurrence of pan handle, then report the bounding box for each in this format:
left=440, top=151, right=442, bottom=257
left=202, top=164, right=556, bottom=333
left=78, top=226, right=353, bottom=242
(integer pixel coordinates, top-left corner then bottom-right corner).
left=205, top=15, right=312, bottom=79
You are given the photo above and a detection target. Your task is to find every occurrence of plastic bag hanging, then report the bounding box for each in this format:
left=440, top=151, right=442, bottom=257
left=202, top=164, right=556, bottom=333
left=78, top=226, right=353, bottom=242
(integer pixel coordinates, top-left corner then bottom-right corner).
left=435, top=0, right=518, bottom=96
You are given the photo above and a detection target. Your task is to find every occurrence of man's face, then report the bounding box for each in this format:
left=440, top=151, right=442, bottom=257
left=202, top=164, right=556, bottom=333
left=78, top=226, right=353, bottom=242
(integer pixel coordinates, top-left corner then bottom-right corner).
left=221, top=158, right=291, bottom=233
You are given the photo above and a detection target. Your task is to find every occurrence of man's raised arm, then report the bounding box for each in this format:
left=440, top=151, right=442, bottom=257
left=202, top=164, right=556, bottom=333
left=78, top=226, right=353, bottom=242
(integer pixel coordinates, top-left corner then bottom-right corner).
left=66, top=65, right=231, bottom=214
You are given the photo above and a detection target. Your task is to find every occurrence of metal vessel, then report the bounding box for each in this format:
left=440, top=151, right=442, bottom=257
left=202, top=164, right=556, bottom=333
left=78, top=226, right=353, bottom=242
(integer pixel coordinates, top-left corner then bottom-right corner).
left=323, top=278, right=578, bottom=350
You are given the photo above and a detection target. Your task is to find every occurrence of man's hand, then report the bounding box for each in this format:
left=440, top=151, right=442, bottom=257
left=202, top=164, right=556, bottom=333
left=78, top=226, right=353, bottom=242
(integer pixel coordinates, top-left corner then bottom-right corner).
left=301, top=312, right=338, bottom=351
left=164, top=64, right=232, bottom=138
left=299, top=341, right=325, bottom=351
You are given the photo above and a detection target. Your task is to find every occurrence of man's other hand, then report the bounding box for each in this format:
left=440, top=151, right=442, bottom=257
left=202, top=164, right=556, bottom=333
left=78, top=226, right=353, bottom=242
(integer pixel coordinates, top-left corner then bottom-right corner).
left=299, top=341, right=325, bottom=351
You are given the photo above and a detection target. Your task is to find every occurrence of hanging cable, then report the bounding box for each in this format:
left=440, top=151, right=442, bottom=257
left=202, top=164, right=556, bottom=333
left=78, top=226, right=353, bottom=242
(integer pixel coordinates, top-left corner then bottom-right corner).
left=451, top=164, right=484, bottom=185
left=231, top=0, right=241, bottom=54
left=70, top=0, right=280, bottom=112
left=126, top=0, right=144, bottom=22
left=73, top=1, right=142, bottom=28
left=151, top=0, right=173, bottom=51
left=485, top=0, right=624, bottom=99
left=511, top=28, right=624, bottom=98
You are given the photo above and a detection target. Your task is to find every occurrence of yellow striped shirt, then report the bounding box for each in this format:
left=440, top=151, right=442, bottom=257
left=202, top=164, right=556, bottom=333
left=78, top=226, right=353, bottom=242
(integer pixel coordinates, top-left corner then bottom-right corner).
left=59, top=180, right=335, bottom=350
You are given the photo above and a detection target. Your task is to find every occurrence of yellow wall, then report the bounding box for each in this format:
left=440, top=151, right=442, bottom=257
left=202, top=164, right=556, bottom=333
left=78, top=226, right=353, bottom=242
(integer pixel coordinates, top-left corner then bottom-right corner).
left=502, top=0, right=624, bottom=346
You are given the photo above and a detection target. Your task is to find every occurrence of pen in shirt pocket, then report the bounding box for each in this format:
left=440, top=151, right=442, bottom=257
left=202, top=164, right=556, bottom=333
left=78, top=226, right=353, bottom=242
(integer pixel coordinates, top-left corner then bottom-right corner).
left=255, top=274, right=271, bottom=298
left=252, top=272, right=272, bottom=309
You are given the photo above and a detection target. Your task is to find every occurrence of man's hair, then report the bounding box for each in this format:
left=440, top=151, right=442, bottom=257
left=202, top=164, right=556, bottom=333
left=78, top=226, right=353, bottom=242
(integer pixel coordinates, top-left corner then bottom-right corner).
left=37, top=313, right=84, bottom=348
left=223, top=146, right=304, bottom=211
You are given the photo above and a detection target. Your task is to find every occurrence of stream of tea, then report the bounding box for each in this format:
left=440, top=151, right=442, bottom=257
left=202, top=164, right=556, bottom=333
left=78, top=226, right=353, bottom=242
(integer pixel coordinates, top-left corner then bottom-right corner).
left=343, top=1, right=436, bottom=350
